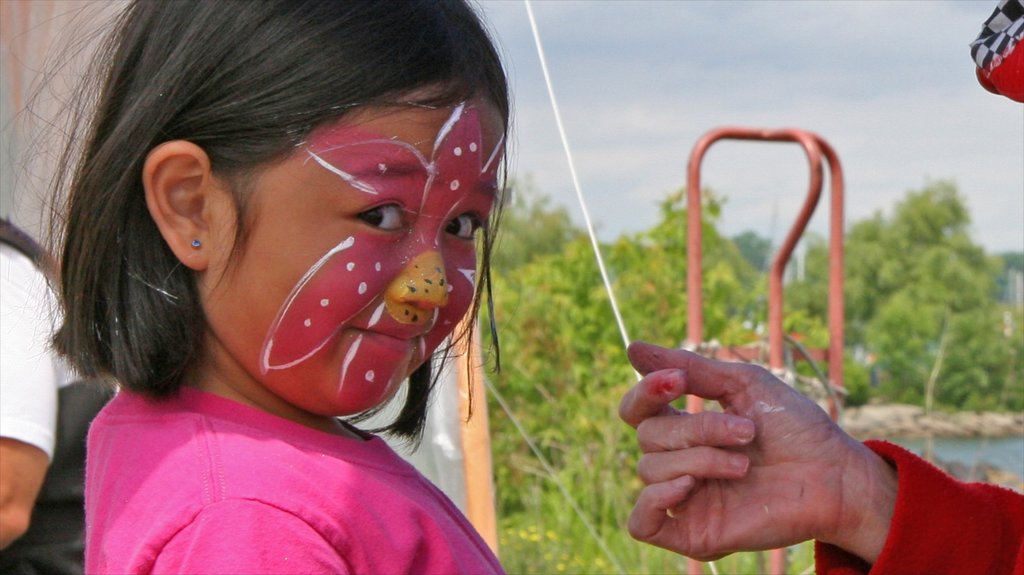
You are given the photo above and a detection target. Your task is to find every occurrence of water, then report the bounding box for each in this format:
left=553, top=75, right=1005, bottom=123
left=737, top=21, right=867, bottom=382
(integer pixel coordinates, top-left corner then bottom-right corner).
left=891, top=435, right=1024, bottom=481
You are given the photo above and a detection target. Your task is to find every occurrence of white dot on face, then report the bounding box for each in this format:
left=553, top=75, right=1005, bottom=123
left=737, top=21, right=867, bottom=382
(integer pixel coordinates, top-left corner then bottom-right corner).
left=320, top=298, right=330, bottom=307
left=453, top=147, right=463, bottom=156
left=358, top=282, right=367, bottom=295
left=449, top=179, right=460, bottom=191
left=375, top=262, right=382, bottom=272
left=378, top=163, right=387, bottom=173
left=469, top=142, right=478, bottom=152
left=346, top=262, right=355, bottom=271
left=446, top=284, right=453, bottom=293
left=365, top=370, right=375, bottom=382
left=303, top=318, right=312, bottom=327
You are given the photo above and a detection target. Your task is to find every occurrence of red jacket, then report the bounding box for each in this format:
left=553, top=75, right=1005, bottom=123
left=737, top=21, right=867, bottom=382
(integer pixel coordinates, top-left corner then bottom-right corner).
left=816, top=440, right=1024, bottom=574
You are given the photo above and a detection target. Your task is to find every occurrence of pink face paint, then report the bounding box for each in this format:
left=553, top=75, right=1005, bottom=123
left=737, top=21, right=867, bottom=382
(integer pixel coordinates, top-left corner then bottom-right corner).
left=259, top=102, right=503, bottom=414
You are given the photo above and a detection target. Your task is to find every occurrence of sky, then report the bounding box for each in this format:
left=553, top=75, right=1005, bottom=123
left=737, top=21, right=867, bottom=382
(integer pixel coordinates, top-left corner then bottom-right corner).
left=475, top=0, right=1024, bottom=254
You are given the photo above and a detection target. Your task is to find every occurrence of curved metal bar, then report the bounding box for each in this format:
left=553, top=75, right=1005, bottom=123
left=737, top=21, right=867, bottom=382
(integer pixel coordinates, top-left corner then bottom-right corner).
left=816, top=137, right=846, bottom=416
left=764, top=131, right=824, bottom=371
left=686, top=127, right=824, bottom=362
left=685, top=127, right=846, bottom=408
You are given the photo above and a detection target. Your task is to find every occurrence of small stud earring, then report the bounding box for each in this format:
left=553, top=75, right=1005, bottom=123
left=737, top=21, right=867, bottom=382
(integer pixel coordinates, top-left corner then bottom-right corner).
left=190, top=239, right=202, bottom=249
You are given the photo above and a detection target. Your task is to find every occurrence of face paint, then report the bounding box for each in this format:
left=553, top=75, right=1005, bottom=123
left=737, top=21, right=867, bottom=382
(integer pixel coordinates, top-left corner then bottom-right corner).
left=258, top=102, right=503, bottom=413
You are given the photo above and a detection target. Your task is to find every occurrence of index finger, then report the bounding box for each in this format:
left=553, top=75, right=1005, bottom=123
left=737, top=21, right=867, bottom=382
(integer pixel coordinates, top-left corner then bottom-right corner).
left=628, top=341, right=753, bottom=400
left=618, top=368, right=686, bottom=428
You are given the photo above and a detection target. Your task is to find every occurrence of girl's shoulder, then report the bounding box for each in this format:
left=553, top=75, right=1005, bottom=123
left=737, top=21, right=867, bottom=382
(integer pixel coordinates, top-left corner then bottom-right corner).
left=91, top=387, right=419, bottom=485
left=87, top=388, right=504, bottom=575
left=88, top=389, right=398, bottom=556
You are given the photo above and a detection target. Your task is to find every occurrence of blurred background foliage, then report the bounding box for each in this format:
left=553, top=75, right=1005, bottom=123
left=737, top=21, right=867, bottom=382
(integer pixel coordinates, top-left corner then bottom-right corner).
left=479, top=178, right=1022, bottom=573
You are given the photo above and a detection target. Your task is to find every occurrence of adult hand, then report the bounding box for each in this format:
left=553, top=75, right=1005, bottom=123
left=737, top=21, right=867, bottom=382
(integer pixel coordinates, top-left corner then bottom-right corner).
left=619, top=341, right=897, bottom=563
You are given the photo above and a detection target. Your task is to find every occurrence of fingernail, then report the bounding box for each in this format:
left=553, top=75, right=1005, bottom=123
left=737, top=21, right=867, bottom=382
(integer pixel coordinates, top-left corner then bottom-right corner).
left=729, top=418, right=755, bottom=442
left=649, top=369, right=685, bottom=397
left=729, top=455, right=750, bottom=474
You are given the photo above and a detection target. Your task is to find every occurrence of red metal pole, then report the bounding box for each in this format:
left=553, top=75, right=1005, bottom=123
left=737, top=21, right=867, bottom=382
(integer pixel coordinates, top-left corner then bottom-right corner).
left=765, top=131, right=823, bottom=371
left=685, top=131, right=717, bottom=418
left=816, top=138, right=846, bottom=416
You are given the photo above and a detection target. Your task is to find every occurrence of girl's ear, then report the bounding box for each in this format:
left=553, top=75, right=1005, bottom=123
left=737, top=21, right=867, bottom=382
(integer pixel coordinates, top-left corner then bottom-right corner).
left=143, top=141, right=228, bottom=271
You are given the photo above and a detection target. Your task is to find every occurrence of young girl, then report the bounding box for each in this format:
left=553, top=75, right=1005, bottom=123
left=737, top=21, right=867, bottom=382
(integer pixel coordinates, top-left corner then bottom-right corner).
left=51, top=1, right=509, bottom=573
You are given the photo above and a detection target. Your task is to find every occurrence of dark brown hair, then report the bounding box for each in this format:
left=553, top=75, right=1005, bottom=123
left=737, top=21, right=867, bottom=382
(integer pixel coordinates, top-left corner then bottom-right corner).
left=52, top=0, right=509, bottom=442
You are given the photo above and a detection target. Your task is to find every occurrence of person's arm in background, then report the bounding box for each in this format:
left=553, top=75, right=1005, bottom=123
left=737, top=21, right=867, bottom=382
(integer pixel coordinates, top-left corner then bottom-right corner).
left=619, top=341, right=1024, bottom=574
left=0, top=246, right=58, bottom=549
left=0, top=440, right=49, bottom=549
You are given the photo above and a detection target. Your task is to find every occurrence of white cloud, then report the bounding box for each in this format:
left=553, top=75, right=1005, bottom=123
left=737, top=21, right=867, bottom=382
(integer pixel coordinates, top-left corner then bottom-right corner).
left=480, top=0, right=1024, bottom=253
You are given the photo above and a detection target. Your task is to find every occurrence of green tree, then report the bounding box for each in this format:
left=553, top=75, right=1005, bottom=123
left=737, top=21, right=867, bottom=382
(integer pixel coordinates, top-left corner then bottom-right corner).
left=994, top=251, right=1024, bottom=305
left=491, top=178, right=583, bottom=272
left=998, top=251, right=1024, bottom=272
left=788, top=181, right=1018, bottom=410
left=732, top=230, right=773, bottom=274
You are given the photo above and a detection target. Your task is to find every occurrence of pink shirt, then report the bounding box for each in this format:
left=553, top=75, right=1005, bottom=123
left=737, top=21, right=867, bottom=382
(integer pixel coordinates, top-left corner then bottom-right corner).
left=85, top=388, right=503, bottom=574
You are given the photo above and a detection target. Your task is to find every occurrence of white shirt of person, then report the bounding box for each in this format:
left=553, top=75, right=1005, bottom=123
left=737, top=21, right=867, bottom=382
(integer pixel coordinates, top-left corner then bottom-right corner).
left=0, top=244, right=72, bottom=459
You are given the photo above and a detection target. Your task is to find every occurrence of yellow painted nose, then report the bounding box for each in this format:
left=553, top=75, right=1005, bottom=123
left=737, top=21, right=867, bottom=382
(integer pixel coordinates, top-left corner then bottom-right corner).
left=385, top=251, right=449, bottom=325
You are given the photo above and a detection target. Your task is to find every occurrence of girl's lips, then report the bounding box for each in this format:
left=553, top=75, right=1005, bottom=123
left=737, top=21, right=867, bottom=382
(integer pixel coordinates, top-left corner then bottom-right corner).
left=358, top=329, right=416, bottom=351
left=346, top=328, right=425, bottom=366
left=333, top=329, right=420, bottom=412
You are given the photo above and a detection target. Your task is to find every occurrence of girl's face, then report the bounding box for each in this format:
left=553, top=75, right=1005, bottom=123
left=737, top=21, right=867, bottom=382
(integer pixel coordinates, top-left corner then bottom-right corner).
left=197, top=98, right=504, bottom=428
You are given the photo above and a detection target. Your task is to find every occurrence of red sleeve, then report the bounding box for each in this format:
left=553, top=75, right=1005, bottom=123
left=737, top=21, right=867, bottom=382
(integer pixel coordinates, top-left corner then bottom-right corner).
left=815, top=440, right=1024, bottom=575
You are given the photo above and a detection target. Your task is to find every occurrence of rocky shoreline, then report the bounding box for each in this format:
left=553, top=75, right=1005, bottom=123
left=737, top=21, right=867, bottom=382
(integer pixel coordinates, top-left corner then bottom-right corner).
left=839, top=403, right=1024, bottom=440
left=838, top=403, right=1024, bottom=490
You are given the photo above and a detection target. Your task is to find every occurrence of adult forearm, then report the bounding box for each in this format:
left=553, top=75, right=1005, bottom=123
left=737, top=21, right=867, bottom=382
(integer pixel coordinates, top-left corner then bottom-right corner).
left=815, top=438, right=898, bottom=564
left=0, top=438, right=50, bottom=549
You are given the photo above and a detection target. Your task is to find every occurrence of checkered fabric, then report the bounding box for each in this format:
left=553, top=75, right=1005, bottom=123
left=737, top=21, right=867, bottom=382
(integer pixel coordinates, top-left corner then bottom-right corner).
left=971, top=0, right=1024, bottom=71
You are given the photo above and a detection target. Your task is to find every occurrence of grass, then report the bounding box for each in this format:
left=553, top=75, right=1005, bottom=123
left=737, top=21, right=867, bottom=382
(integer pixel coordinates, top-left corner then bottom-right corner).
left=497, top=512, right=817, bottom=574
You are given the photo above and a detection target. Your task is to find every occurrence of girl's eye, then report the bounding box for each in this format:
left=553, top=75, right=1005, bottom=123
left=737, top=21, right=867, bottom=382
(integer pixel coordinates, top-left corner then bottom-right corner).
left=359, top=204, right=404, bottom=230
left=447, top=213, right=483, bottom=240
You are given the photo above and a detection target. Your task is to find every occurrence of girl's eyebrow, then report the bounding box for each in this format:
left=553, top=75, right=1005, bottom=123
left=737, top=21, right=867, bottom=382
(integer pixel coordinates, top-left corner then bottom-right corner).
left=481, top=134, right=506, bottom=174
left=303, top=138, right=431, bottom=182
left=305, top=150, right=379, bottom=195
left=473, top=177, right=501, bottom=199
left=307, top=139, right=430, bottom=167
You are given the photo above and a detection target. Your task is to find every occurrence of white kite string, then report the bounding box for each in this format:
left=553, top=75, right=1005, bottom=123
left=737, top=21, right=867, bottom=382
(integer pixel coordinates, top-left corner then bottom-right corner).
left=524, top=0, right=633, bottom=356
left=523, top=4, right=721, bottom=574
